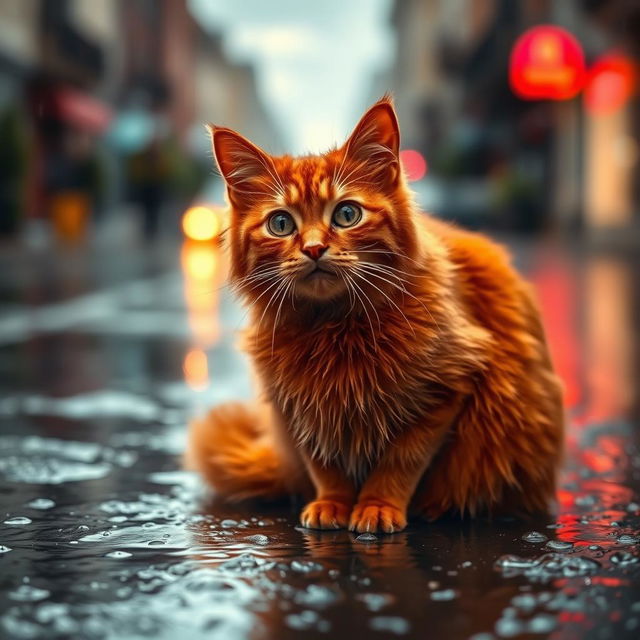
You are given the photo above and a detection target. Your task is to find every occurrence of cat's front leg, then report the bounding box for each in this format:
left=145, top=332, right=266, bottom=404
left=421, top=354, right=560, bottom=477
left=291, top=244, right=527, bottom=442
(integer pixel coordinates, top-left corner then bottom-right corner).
left=300, top=453, right=355, bottom=530
left=349, top=400, right=461, bottom=534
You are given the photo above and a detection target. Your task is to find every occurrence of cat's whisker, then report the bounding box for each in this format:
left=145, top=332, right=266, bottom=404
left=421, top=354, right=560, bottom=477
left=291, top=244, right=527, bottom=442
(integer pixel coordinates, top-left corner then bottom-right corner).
left=342, top=271, right=380, bottom=351
left=254, top=279, right=289, bottom=345
left=356, top=258, right=426, bottom=280
left=271, top=277, right=295, bottom=356
left=356, top=262, right=409, bottom=292
left=232, top=262, right=284, bottom=288
left=356, top=264, right=442, bottom=333
left=234, top=268, right=283, bottom=289
left=355, top=248, right=426, bottom=270
left=352, top=267, right=416, bottom=338
left=338, top=270, right=356, bottom=314
left=231, top=274, right=283, bottom=332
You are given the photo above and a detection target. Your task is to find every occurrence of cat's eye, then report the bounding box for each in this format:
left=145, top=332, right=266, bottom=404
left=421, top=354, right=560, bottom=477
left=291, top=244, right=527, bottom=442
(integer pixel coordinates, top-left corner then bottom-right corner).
left=267, top=211, right=296, bottom=237
left=332, top=202, right=362, bottom=228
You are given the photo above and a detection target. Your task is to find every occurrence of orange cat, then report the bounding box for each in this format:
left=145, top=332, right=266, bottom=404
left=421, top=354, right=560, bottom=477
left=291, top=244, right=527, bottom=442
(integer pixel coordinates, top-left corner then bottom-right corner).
left=186, top=96, right=564, bottom=533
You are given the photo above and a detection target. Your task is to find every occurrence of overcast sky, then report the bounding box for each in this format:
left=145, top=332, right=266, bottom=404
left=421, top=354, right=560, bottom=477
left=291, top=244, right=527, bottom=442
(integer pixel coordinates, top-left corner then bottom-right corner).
left=188, top=0, right=394, bottom=154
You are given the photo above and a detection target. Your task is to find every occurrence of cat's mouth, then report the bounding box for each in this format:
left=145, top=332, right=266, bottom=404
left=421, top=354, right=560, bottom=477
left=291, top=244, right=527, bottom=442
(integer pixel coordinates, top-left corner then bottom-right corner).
left=303, top=265, right=336, bottom=281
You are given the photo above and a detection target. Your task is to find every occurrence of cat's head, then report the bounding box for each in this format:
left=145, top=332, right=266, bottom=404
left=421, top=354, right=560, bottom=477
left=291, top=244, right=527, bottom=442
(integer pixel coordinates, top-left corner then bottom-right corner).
left=209, top=96, right=419, bottom=309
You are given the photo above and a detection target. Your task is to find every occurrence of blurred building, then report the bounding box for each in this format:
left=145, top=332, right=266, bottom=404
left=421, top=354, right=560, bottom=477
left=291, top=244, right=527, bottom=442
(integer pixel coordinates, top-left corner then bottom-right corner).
left=387, top=0, right=639, bottom=238
left=0, top=0, right=278, bottom=237
left=193, top=30, right=280, bottom=152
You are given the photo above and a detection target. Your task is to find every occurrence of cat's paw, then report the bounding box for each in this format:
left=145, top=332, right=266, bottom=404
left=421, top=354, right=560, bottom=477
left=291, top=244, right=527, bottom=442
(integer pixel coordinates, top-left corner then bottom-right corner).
left=349, top=500, right=407, bottom=534
left=300, top=499, right=351, bottom=530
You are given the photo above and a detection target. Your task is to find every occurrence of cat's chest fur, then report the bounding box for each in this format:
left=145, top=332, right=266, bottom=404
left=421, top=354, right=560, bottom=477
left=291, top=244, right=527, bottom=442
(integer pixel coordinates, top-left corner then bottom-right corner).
left=248, top=314, right=440, bottom=478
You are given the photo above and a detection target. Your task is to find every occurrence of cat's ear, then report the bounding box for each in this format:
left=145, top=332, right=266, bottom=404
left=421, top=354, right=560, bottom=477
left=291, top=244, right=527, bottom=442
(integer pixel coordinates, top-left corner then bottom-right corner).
left=207, top=125, right=276, bottom=204
left=342, top=96, right=400, bottom=185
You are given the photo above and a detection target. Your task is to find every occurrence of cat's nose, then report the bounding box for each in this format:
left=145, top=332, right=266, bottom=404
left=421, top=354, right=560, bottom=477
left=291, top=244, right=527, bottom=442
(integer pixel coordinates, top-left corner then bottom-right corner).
left=302, top=242, right=329, bottom=261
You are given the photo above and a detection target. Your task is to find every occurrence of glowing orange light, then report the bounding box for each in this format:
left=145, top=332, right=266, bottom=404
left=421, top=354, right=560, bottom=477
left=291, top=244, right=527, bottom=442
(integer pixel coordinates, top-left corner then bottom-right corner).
left=183, top=348, right=209, bottom=390
left=584, top=53, right=636, bottom=115
left=182, top=242, right=219, bottom=281
left=399, top=149, right=427, bottom=182
left=509, top=26, right=586, bottom=100
left=182, top=205, right=220, bottom=241
left=180, top=241, right=222, bottom=347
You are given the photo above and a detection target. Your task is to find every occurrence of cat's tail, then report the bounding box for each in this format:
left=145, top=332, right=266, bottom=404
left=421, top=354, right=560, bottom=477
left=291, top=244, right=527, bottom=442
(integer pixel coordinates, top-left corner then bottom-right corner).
left=185, top=402, right=290, bottom=501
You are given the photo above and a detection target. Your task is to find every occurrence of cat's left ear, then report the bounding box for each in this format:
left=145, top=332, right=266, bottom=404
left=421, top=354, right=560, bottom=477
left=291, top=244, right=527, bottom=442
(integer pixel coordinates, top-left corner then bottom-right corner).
left=342, top=96, right=400, bottom=186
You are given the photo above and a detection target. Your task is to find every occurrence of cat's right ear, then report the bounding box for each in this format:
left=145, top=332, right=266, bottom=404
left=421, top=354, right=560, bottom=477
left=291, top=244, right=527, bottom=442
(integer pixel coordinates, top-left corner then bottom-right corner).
left=207, top=125, right=275, bottom=204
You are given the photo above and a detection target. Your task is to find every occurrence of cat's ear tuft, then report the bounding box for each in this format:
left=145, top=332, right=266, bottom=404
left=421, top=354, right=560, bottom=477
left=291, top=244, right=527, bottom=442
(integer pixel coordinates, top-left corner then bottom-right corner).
left=207, top=125, right=275, bottom=202
left=341, top=96, right=400, bottom=186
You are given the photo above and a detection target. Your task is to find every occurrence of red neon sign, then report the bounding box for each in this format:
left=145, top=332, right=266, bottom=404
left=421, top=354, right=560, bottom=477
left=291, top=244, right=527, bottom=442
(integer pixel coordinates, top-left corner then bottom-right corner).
left=510, top=25, right=586, bottom=101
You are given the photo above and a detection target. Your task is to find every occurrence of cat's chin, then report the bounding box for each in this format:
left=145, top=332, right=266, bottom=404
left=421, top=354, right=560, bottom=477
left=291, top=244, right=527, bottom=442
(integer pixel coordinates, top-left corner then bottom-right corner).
left=295, top=272, right=346, bottom=302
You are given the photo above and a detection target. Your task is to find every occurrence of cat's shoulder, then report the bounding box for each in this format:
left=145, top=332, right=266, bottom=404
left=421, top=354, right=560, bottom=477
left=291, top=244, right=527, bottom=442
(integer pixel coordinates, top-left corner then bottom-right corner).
left=418, top=214, right=515, bottom=277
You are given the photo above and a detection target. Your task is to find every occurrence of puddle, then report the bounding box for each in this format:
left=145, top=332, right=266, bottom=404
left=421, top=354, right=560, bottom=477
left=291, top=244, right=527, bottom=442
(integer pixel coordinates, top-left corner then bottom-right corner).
left=1, top=246, right=639, bottom=639
left=0, top=436, right=135, bottom=484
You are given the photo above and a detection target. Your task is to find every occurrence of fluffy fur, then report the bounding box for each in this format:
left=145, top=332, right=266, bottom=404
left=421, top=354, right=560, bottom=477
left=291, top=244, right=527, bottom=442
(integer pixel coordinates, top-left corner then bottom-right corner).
left=186, top=96, right=564, bottom=533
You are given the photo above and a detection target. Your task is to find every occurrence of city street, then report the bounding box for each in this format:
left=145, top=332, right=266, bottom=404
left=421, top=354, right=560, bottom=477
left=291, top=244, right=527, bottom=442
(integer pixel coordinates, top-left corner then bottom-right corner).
left=0, top=229, right=639, bottom=639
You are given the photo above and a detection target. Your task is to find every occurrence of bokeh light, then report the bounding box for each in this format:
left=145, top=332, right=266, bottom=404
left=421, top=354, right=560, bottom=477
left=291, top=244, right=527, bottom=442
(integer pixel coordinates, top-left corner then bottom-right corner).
left=399, top=149, right=427, bottom=182
left=584, top=53, right=636, bottom=115
left=183, top=348, right=209, bottom=390
left=509, top=25, right=586, bottom=101
left=182, top=205, right=221, bottom=241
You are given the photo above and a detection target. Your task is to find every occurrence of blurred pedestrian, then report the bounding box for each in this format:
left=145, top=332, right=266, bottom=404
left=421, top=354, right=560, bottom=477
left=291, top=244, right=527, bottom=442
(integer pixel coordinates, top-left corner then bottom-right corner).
left=127, top=138, right=170, bottom=241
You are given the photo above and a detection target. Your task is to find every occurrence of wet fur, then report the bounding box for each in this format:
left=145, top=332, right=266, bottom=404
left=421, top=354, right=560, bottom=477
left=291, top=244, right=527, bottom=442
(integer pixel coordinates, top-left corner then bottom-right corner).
left=186, top=96, right=564, bottom=533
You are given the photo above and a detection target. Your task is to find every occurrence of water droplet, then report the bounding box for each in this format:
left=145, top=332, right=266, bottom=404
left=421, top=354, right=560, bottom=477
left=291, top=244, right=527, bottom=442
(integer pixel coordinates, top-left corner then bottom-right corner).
left=220, top=519, right=238, bottom=528
left=430, top=589, right=459, bottom=601
left=617, top=534, right=638, bottom=545
left=8, top=585, right=51, bottom=602
left=291, top=560, right=324, bottom=573
left=355, top=532, right=378, bottom=543
left=610, top=551, right=639, bottom=565
left=3, top=516, right=31, bottom=525
left=528, top=614, right=557, bottom=634
left=108, top=516, right=127, bottom=523
left=495, top=555, right=538, bottom=570
left=545, top=540, right=573, bottom=551
left=369, top=616, right=410, bottom=635
left=495, top=617, right=524, bottom=637
left=496, top=553, right=600, bottom=580
left=0, top=545, right=12, bottom=553
left=105, top=551, right=132, bottom=559
left=27, top=498, right=56, bottom=510
left=511, top=593, right=537, bottom=611
left=356, top=593, right=395, bottom=612
left=522, top=531, right=548, bottom=543
left=257, top=518, right=274, bottom=526
left=293, top=583, right=342, bottom=609
left=219, top=553, right=268, bottom=573
left=147, top=539, right=166, bottom=546
left=247, top=534, right=269, bottom=545
left=285, top=610, right=329, bottom=632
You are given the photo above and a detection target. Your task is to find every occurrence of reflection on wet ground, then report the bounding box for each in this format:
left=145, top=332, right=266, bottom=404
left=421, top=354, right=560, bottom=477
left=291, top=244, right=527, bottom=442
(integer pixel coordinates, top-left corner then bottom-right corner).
left=0, top=237, right=639, bottom=639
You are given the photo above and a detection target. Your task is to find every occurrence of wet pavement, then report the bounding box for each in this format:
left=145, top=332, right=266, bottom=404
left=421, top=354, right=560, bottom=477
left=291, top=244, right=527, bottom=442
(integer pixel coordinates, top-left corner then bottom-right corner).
left=0, top=233, right=639, bottom=640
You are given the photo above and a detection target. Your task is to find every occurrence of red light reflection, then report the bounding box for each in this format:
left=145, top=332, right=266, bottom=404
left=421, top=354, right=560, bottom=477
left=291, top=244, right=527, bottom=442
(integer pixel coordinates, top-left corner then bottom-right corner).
left=584, top=53, right=637, bottom=115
